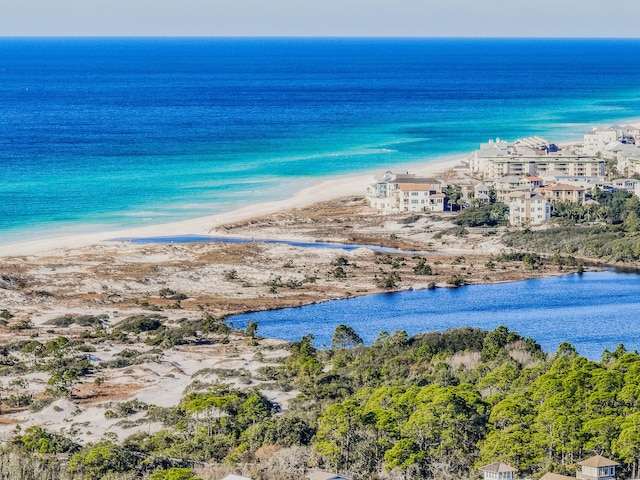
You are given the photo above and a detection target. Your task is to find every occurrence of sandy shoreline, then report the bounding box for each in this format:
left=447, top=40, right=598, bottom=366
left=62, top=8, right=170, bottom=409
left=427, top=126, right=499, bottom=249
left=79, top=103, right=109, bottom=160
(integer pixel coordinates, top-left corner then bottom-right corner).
left=0, top=155, right=464, bottom=258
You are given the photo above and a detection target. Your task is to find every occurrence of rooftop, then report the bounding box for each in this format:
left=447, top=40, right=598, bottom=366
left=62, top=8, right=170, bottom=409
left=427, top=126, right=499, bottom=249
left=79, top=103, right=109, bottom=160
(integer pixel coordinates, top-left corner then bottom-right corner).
left=545, top=183, right=585, bottom=191
left=479, top=462, right=518, bottom=473
left=540, top=473, right=575, bottom=480
left=578, top=455, right=620, bottom=468
left=397, top=183, right=434, bottom=192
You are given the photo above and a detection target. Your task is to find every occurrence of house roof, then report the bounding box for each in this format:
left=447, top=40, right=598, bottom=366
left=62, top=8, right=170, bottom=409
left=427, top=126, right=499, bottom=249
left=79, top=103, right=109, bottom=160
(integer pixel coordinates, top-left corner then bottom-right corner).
left=496, top=175, right=523, bottom=183
left=222, top=475, right=254, bottom=480
left=578, top=455, right=620, bottom=468
left=478, top=462, right=517, bottom=473
left=540, top=473, right=576, bottom=480
left=510, top=192, right=545, bottom=201
left=393, top=175, right=438, bottom=184
left=306, top=471, right=351, bottom=480
left=546, top=183, right=585, bottom=192
left=524, top=176, right=543, bottom=181
left=397, top=184, right=433, bottom=192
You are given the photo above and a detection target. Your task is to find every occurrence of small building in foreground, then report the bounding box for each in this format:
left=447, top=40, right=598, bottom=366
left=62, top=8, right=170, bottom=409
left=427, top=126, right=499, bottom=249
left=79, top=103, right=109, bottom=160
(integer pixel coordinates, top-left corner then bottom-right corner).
left=478, top=462, right=517, bottom=480
left=576, top=455, right=619, bottom=480
left=221, top=475, right=253, bottom=480
left=536, top=455, right=620, bottom=480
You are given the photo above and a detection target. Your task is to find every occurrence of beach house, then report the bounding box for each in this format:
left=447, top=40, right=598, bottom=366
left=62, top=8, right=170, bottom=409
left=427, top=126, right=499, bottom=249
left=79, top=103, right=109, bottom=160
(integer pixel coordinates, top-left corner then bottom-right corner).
left=367, top=171, right=445, bottom=214
left=539, top=455, right=620, bottom=480
left=541, top=183, right=586, bottom=204
left=508, top=191, right=550, bottom=226
left=478, top=462, right=518, bottom=480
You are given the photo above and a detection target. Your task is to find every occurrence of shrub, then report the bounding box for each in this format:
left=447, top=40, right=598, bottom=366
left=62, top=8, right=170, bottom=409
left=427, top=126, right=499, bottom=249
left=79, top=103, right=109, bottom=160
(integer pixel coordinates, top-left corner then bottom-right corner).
left=116, top=315, right=164, bottom=333
left=398, top=214, right=422, bottom=224
left=446, top=274, right=466, bottom=286
left=330, top=266, right=347, bottom=279
left=374, top=270, right=401, bottom=289
left=413, top=258, right=433, bottom=275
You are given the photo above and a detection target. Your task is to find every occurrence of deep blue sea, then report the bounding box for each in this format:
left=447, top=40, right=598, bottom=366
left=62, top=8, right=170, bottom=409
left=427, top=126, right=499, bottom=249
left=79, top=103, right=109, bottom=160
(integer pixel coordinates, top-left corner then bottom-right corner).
left=232, top=270, right=640, bottom=360
left=1, top=38, right=640, bottom=244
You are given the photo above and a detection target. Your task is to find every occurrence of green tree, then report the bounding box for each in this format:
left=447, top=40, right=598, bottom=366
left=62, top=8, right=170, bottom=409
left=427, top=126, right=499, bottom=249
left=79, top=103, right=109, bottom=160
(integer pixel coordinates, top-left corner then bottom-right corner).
left=331, top=324, right=364, bottom=350
left=444, top=184, right=463, bottom=211
left=150, top=467, right=203, bottom=480
left=68, top=441, right=139, bottom=479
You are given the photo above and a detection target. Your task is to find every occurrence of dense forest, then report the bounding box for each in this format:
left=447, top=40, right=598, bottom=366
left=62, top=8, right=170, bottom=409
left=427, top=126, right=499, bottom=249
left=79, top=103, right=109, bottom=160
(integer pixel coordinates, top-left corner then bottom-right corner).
left=3, top=323, right=640, bottom=480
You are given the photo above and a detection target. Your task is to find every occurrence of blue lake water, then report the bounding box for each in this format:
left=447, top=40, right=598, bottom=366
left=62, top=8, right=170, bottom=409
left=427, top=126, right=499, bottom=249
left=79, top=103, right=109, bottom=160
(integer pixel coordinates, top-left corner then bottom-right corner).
left=232, top=270, right=640, bottom=359
left=1, top=38, right=640, bottom=244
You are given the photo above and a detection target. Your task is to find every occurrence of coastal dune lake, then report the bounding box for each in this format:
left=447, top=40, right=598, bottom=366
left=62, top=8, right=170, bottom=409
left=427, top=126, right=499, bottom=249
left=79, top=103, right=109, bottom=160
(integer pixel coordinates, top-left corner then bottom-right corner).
left=232, top=270, right=640, bottom=359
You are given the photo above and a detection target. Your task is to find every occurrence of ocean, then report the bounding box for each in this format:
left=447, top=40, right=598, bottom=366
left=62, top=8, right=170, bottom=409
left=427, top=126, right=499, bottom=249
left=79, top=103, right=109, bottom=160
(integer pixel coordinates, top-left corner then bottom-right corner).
left=1, top=38, right=640, bottom=245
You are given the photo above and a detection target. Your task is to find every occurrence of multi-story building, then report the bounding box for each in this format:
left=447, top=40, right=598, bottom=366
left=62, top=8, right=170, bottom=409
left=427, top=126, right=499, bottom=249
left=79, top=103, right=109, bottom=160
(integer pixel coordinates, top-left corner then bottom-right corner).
left=471, top=138, right=605, bottom=180
left=541, top=183, right=586, bottom=204
left=583, top=128, right=618, bottom=156
left=367, top=171, right=445, bottom=214
left=508, top=191, right=550, bottom=226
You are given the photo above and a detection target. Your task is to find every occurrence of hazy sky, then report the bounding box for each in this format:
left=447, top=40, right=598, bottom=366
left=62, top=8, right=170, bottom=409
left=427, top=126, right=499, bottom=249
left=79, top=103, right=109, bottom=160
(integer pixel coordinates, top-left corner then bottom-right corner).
left=2, top=0, right=640, bottom=37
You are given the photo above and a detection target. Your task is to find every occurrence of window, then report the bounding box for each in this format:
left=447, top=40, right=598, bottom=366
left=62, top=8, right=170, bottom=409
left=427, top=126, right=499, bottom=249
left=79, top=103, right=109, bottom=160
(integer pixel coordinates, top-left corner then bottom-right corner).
left=411, top=199, right=419, bottom=204
left=411, top=192, right=419, bottom=196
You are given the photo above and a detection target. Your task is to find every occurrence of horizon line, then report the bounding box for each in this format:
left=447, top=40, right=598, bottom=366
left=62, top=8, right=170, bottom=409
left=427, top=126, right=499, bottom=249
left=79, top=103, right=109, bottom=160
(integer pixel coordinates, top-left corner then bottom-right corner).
left=0, top=35, right=639, bottom=40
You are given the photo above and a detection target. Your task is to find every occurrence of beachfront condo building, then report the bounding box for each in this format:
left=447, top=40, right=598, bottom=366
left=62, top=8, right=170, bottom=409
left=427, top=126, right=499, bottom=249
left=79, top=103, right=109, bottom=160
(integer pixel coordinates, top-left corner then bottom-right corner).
left=471, top=138, right=605, bottom=180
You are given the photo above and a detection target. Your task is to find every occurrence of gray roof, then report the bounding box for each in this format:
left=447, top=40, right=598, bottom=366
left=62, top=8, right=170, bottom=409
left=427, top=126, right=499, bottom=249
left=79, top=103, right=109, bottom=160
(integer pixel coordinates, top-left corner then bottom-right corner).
left=479, top=462, right=517, bottom=473
left=540, top=473, right=576, bottom=480
left=579, top=455, right=620, bottom=468
left=496, top=175, right=525, bottom=184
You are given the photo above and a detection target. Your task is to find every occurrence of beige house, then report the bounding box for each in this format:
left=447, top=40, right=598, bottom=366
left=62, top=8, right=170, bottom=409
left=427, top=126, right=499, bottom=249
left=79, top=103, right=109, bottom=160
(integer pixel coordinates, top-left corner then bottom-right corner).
left=478, top=462, right=517, bottom=480
left=624, top=156, right=640, bottom=177
left=397, top=183, right=445, bottom=213
left=542, top=183, right=585, bottom=204
left=534, top=455, right=619, bottom=480
left=576, top=455, right=619, bottom=480
left=494, top=176, right=530, bottom=203
left=367, top=171, right=445, bottom=214
left=509, top=192, right=550, bottom=226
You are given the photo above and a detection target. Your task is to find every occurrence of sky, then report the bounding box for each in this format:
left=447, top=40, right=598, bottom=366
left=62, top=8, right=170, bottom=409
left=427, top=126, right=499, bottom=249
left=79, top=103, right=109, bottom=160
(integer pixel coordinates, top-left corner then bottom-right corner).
left=1, top=0, right=639, bottom=38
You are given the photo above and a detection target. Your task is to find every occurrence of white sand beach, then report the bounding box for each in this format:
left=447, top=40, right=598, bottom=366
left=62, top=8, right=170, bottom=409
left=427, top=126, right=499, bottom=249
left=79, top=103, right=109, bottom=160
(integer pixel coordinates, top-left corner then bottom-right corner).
left=0, top=155, right=464, bottom=258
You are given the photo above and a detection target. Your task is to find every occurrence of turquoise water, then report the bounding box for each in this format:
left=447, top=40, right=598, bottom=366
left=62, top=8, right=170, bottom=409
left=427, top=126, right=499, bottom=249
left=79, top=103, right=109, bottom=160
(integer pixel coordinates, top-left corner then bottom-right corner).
left=1, top=38, right=640, bottom=244
left=232, top=270, right=640, bottom=359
